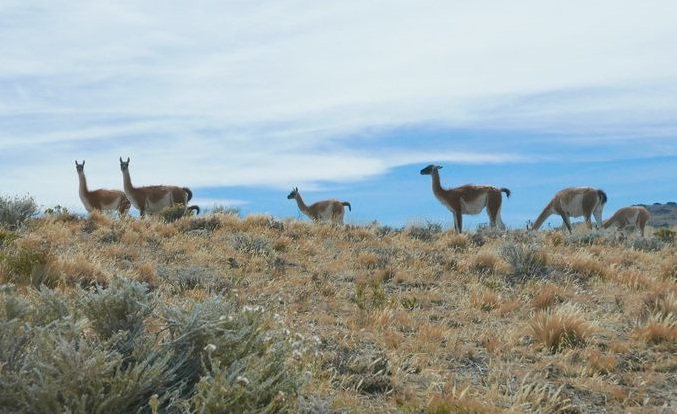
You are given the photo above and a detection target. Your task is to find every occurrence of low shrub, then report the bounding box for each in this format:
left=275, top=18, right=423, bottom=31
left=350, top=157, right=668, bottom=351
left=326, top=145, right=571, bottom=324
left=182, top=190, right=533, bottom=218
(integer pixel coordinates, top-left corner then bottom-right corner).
left=0, top=245, right=54, bottom=288
left=0, top=194, right=38, bottom=229
left=0, top=282, right=302, bottom=413
left=229, top=232, right=273, bottom=256
left=500, top=243, right=549, bottom=283
left=158, top=205, right=192, bottom=223
left=406, top=222, right=442, bottom=241
left=653, top=228, right=675, bottom=243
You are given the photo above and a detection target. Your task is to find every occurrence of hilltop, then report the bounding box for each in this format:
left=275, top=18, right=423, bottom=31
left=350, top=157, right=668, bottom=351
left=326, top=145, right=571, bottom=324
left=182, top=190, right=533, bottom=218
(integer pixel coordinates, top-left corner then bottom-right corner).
left=0, top=209, right=675, bottom=413
left=643, top=202, right=677, bottom=228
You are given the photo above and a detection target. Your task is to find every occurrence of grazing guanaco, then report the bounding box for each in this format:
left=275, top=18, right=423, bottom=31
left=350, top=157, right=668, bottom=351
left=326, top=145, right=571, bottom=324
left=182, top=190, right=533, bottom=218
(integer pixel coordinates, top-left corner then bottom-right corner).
left=530, top=187, right=607, bottom=233
left=603, top=205, right=650, bottom=237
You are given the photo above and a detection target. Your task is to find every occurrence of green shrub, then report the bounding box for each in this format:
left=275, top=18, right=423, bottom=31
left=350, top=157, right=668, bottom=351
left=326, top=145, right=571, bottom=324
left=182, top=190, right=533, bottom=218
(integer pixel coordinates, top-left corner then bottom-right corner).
left=210, top=205, right=240, bottom=216
left=653, top=228, right=675, bottom=243
left=0, top=283, right=301, bottom=413
left=1, top=245, right=53, bottom=288
left=180, top=216, right=222, bottom=233
left=229, top=232, right=273, bottom=256
left=82, top=278, right=154, bottom=356
left=626, top=237, right=665, bottom=252
left=500, top=243, right=549, bottom=284
left=406, top=222, right=442, bottom=241
left=162, top=298, right=301, bottom=411
left=43, top=204, right=80, bottom=222
left=158, top=205, right=192, bottom=223
left=0, top=229, right=18, bottom=248
left=0, top=194, right=38, bottom=229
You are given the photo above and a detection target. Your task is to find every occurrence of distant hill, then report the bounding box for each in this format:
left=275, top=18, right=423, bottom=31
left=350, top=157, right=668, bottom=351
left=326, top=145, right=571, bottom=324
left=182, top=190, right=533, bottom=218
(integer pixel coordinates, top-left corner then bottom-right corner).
left=639, top=202, right=677, bottom=228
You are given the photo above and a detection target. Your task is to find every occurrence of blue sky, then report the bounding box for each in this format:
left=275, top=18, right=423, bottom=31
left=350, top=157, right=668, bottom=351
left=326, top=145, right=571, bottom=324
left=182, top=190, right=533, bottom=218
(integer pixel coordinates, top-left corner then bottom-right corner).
left=1, top=1, right=676, bottom=229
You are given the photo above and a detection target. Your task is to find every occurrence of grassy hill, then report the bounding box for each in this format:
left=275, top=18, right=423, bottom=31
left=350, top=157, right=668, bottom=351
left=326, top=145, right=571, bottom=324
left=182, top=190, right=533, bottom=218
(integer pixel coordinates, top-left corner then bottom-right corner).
left=643, top=202, right=677, bottom=228
left=0, top=208, right=675, bottom=413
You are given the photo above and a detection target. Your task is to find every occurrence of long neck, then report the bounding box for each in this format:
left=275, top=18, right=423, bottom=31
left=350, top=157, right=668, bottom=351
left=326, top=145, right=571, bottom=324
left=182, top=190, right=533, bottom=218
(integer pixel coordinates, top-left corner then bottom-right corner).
left=531, top=202, right=553, bottom=231
left=431, top=169, right=445, bottom=197
left=78, top=172, right=89, bottom=194
left=294, top=194, right=311, bottom=215
left=122, top=169, right=134, bottom=193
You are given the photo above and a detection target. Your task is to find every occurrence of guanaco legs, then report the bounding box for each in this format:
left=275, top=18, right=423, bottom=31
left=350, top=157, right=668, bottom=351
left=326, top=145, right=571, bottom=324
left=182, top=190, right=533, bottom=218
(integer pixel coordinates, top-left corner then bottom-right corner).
left=530, top=187, right=607, bottom=233
left=420, top=164, right=510, bottom=233
left=603, top=206, right=650, bottom=237
left=75, top=160, right=130, bottom=215
left=119, top=157, right=199, bottom=216
left=287, top=187, right=351, bottom=224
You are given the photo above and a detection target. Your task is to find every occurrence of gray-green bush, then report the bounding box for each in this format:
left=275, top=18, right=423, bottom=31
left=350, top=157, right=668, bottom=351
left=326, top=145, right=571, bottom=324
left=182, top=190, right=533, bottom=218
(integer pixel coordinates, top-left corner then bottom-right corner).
left=0, top=280, right=301, bottom=413
left=0, top=194, right=38, bottom=229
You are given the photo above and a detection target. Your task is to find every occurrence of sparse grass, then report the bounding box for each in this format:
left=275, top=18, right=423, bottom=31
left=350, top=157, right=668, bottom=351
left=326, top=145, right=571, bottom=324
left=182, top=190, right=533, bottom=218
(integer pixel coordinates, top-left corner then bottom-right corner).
left=0, top=212, right=675, bottom=413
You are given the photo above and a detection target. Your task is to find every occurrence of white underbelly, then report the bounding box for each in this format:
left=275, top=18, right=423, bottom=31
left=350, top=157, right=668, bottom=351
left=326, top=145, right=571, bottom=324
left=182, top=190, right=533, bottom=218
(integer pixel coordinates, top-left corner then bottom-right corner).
left=101, top=200, right=119, bottom=211
left=562, top=195, right=586, bottom=217
left=317, top=205, right=334, bottom=220
left=79, top=194, right=94, bottom=212
left=146, top=194, right=172, bottom=213
left=628, top=210, right=640, bottom=225
left=461, top=195, right=487, bottom=215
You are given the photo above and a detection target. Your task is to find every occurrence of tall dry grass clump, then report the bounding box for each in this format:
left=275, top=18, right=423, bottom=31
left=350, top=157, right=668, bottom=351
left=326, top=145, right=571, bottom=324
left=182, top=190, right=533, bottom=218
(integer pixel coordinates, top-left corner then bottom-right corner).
left=529, top=304, right=594, bottom=352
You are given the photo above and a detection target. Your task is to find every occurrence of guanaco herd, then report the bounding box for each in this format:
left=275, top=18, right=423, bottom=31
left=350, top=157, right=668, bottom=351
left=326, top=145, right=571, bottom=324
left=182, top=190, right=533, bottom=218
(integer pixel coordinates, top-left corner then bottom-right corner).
left=74, top=158, right=652, bottom=237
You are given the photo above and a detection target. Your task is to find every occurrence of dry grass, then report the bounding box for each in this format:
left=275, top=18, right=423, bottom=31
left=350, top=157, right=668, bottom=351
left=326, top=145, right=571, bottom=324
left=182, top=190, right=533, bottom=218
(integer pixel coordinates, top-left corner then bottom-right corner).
left=1, top=214, right=675, bottom=412
left=530, top=304, right=594, bottom=352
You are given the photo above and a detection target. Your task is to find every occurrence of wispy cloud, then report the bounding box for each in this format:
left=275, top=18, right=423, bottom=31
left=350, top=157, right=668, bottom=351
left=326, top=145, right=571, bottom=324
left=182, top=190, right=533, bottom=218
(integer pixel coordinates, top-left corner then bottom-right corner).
left=1, top=1, right=676, bottom=216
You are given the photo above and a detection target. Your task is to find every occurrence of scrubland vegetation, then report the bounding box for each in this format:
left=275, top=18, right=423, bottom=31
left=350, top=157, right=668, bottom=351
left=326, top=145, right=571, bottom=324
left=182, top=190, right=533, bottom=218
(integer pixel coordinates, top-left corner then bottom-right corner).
left=0, top=197, right=675, bottom=413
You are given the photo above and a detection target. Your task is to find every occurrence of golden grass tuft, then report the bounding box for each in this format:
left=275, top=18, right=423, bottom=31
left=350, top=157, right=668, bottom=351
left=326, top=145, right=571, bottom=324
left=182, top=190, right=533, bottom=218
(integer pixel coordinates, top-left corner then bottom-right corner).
left=634, top=313, right=677, bottom=345
left=56, top=256, right=107, bottom=287
left=643, top=291, right=677, bottom=319
left=358, top=252, right=382, bottom=270
left=612, top=269, right=649, bottom=290
left=565, top=255, right=609, bottom=280
left=470, top=289, right=502, bottom=312
left=511, top=376, right=573, bottom=413
left=661, top=257, right=677, bottom=281
left=469, top=251, right=503, bottom=275
left=532, top=284, right=566, bottom=311
left=584, top=348, right=619, bottom=375
left=529, top=304, right=593, bottom=352
left=442, top=232, right=471, bottom=252
left=133, top=262, right=158, bottom=288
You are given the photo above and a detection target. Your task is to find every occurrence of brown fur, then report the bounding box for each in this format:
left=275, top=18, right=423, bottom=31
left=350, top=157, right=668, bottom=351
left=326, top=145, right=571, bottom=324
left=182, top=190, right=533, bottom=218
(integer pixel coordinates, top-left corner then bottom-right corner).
left=76, top=160, right=130, bottom=215
left=420, top=164, right=510, bottom=233
left=287, top=187, right=351, bottom=224
left=603, top=206, right=650, bottom=237
left=531, top=187, right=607, bottom=233
left=119, top=157, right=199, bottom=215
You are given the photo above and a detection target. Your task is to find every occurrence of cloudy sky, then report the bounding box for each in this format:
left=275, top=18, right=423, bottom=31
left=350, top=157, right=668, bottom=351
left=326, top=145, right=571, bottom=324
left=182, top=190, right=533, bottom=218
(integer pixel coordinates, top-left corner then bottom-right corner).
left=1, top=0, right=676, bottom=229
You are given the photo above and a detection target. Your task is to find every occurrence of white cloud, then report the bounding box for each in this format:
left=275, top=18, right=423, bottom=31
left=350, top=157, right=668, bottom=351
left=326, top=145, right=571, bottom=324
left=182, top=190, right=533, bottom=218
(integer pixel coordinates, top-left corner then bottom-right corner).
left=1, top=0, right=676, bottom=211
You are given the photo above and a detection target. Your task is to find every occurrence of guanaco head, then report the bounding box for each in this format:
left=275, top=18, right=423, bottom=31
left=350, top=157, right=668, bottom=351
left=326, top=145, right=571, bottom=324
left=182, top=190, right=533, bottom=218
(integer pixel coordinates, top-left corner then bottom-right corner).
left=75, top=160, right=85, bottom=173
left=287, top=187, right=299, bottom=200
left=119, top=157, right=130, bottom=172
left=420, top=164, right=442, bottom=175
